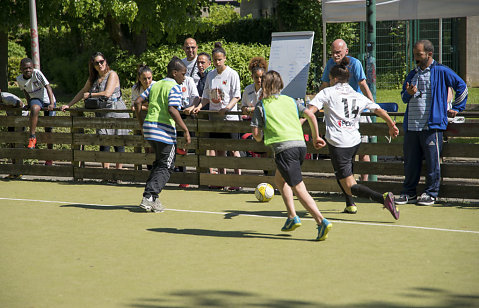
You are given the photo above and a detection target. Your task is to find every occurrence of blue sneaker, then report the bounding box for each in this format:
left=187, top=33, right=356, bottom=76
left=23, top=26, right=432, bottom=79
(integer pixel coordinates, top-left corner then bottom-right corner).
left=316, top=218, right=332, bottom=241
left=281, top=215, right=301, bottom=232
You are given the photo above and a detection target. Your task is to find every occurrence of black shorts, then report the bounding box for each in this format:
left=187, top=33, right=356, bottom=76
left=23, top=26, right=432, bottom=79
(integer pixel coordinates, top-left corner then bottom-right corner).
left=328, top=143, right=360, bottom=179
left=274, top=147, right=306, bottom=187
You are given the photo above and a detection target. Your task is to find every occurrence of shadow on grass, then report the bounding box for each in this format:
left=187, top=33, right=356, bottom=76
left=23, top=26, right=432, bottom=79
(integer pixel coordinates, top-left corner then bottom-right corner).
left=146, top=227, right=315, bottom=242
left=128, top=288, right=479, bottom=308
left=60, top=203, right=147, bottom=213
left=223, top=209, right=393, bottom=224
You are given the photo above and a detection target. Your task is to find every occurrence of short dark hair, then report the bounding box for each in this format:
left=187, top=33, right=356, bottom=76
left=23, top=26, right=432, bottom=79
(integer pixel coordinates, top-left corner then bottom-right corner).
left=198, top=52, right=211, bottom=62
left=20, top=58, right=33, bottom=67
left=415, top=40, right=434, bottom=54
left=167, top=56, right=187, bottom=75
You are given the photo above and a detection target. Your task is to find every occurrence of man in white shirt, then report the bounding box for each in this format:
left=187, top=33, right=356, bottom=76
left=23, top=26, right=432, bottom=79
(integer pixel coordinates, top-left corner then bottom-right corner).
left=181, top=38, right=200, bottom=86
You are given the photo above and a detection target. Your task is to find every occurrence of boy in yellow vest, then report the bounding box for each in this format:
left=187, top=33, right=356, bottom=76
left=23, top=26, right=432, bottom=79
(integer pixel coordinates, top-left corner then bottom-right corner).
left=251, top=70, right=332, bottom=241
left=134, top=57, right=191, bottom=212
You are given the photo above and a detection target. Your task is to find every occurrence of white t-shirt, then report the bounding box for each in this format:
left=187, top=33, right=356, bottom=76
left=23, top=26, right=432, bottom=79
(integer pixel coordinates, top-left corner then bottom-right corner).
left=180, top=76, right=199, bottom=109
left=182, top=56, right=200, bottom=86
left=241, top=83, right=262, bottom=107
left=131, top=81, right=156, bottom=104
left=309, top=83, right=380, bottom=148
left=1, top=92, right=22, bottom=106
left=16, top=69, right=55, bottom=104
left=203, top=66, right=241, bottom=121
left=1, top=92, right=28, bottom=116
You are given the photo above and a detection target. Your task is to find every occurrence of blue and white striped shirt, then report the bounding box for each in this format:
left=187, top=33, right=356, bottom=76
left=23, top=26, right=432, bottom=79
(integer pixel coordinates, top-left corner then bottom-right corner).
left=141, top=78, right=182, bottom=144
left=407, top=61, right=433, bottom=131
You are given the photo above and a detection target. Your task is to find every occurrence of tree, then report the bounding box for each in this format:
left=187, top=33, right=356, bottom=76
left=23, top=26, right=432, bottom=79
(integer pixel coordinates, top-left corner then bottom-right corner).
left=39, top=0, right=211, bottom=55
left=0, top=0, right=29, bottom=90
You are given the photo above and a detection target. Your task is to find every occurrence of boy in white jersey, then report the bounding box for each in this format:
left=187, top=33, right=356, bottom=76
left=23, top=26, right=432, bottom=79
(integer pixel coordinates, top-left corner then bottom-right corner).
left=308, top=57, right=400, bottom=220
left=251, top=70, right=332, bottom=241
left=16, top=58, right=56, bottom=151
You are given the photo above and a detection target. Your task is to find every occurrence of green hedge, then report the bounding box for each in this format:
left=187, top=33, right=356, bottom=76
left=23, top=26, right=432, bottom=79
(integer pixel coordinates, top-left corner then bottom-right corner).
left=8, top=41, right=27, bottom=82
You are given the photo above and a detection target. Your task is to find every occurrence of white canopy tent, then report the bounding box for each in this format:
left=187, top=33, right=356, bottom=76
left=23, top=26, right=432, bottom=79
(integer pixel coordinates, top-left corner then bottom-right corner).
left=321, top=0, right=479, bottom=66
left=322, top=0, right=479, bottom=22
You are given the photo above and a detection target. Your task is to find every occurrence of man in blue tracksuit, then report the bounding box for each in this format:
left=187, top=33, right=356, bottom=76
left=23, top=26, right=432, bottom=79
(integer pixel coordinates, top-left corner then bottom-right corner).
left=396, top=40, right=468, bottom=206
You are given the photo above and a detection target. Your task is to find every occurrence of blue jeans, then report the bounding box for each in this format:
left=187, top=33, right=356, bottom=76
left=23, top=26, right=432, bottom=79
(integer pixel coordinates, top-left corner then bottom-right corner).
left=29, top=98, right=56, bottom=117
left=401, top=130, right=443, bottom=198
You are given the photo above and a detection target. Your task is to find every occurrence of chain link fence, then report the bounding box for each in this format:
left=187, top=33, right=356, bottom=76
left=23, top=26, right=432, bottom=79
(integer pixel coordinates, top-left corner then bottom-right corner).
left=344, top=18, right=457, bottom=90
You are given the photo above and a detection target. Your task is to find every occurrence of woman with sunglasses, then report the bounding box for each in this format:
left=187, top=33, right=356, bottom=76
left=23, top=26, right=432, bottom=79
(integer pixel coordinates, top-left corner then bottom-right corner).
left=62, top=52, right=130, bottom=172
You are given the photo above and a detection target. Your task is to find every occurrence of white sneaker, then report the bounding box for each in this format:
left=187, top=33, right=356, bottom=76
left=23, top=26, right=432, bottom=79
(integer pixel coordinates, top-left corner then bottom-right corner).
left=140, top=196, right=165, bottom=213
left=139, top=196, right=153, bottom=212
left=417, top=193, right=436, bottom=206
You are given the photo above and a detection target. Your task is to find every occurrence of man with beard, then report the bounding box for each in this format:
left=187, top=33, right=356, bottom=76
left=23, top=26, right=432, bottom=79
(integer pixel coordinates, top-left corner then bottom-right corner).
left=396, top=40, right=468, bottom=206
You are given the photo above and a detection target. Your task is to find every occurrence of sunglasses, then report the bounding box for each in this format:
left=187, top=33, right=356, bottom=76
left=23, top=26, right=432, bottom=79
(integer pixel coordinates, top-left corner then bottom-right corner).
left=94, top=59, right=105, bottom=66
left=185, top=46, right=197, bottom=50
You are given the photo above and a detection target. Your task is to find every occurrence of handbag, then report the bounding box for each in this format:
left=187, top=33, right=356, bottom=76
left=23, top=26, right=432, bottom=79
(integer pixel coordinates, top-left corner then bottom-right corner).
left=84, top=91, right=106, bottom=109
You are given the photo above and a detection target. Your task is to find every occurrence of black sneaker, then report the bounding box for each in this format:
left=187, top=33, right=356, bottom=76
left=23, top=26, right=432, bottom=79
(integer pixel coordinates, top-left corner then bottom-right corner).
left=417, top=193, right=436, bottom=206
left=395, top=194, right=417, bottom=205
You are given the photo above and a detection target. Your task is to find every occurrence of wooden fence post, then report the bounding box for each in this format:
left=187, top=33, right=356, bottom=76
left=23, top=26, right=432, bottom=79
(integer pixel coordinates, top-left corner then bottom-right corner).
left=70, top=110, right=84, bottom=181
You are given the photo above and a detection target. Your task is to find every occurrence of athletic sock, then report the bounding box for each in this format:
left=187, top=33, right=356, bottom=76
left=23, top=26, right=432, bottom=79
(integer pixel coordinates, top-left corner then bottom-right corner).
left=336, top=178, right=354, bottom=206
left=351, top=184, right=384, bottom=204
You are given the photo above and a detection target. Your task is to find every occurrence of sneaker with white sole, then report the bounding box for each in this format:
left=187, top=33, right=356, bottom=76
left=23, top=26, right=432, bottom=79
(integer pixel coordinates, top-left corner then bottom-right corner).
left=417, top=193, right=436, bottom=206
left=140, top=196, right=165, bottom=213
left=395, top=194, right=417, bottom=205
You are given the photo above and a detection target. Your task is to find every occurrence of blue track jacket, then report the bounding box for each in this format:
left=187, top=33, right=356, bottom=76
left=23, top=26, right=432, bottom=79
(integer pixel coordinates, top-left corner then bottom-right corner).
left=401, top=62, right=468, bottom=131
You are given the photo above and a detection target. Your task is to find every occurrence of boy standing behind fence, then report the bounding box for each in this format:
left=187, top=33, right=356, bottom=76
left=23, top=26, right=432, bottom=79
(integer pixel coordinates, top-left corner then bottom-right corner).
left=251, top=70, right=332, bottom=241
left=134, top=57, right=191, bottom=212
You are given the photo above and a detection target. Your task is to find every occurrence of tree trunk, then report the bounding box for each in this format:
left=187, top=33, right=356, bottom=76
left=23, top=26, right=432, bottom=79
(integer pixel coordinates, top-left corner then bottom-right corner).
left=104, top=15, right=147, bottom=56
left=0, top=30, right=8, bottom=91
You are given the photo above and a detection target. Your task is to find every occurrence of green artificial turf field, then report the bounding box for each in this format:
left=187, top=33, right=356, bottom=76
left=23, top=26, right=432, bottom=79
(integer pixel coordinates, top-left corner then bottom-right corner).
left=1, top=180, right=478, bottom=307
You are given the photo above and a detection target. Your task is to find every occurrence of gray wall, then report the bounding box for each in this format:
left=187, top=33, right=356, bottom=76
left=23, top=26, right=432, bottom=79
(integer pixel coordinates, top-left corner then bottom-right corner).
left=465, top=16, right=479, bottom=87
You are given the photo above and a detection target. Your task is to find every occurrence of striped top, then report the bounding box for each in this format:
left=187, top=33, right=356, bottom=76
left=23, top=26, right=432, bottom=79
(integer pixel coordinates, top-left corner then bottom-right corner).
left=141, top=78, right=182, bottom=144
left=407, top=61, right=433, bottom=131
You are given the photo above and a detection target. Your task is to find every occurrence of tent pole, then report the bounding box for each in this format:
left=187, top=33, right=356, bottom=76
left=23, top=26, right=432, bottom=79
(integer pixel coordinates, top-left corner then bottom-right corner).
left=366, top=0, right=377, bottom=181
left=323, top=20, right=327, bottom=69
left=439, top=18, right=443, bottom=63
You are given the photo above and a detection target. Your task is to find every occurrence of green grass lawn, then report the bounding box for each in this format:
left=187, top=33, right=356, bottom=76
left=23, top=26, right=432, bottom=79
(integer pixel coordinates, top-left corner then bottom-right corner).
left=1, top=180, right=478, bottom=308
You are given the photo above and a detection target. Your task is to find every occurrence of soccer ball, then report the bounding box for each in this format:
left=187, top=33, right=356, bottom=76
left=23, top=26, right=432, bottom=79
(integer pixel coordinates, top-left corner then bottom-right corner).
left=255, top=183, right=274, bottom=202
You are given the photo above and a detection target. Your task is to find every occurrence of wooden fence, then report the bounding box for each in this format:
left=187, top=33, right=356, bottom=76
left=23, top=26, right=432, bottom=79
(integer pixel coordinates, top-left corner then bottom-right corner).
left=1, top=106, right=479, bottom=200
